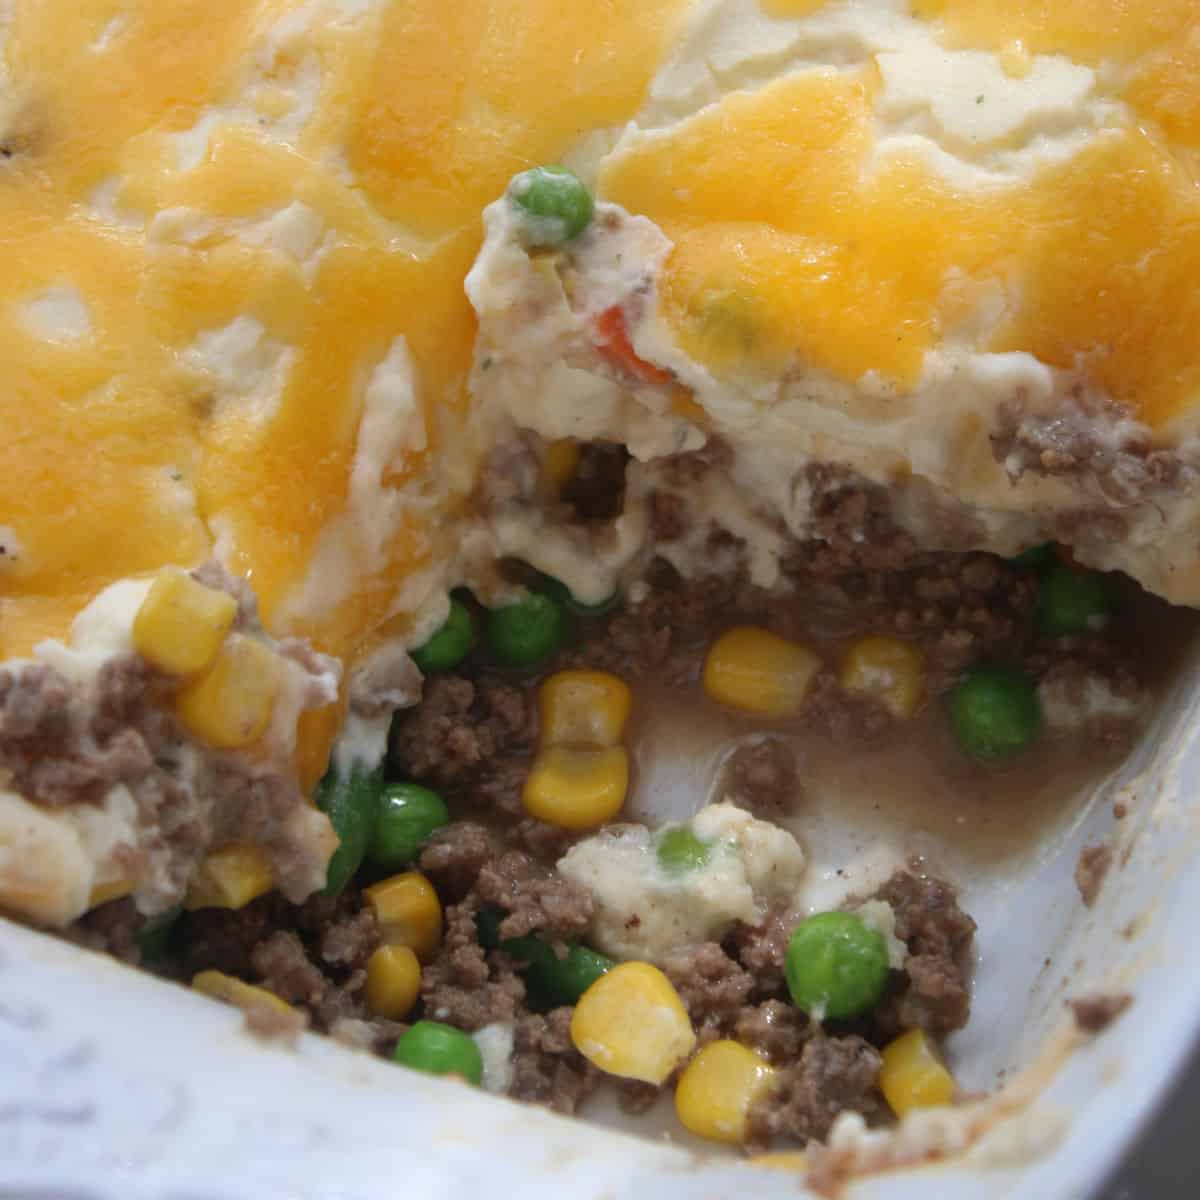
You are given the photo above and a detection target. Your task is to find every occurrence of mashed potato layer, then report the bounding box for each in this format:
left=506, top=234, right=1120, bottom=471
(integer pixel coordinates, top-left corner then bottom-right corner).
left=1, top=0, right=1199, bottom=923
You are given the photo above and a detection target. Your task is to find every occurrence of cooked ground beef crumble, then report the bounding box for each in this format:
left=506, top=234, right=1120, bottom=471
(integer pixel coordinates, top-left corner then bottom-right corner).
left=56, top=460, right=1162, bottom=1155
left=1068, top=992, right=1133, bottom=1034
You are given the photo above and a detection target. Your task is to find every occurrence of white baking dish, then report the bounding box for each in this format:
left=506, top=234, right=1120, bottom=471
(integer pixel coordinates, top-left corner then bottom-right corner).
left=3, top=638, right=1197, bottom=1199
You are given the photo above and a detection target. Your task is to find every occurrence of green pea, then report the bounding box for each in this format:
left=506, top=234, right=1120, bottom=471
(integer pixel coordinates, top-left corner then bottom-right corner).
left=369, top=783, right=449, bottom=870
left=411, top=597, right=475, bottom=675
left=475, top=908, right=614, bottom=1007
left=137, top=903, right=182, bottom=963
left=544, top=945, right=614, bottom=1003
left=316, top=763, right=383, bottom=895
left=948, top=668, right=1042, bottom=762
left=1010, top=543, right=1055, bottom=568
left=510, top=166, right=594, bottom=245
left=537, top=572, right=621, bottom=617
left=393, top=1020, right=483, bottom=1086
left=485, top=591, right=569, bottom=668
left=1036, top=563, right=1112, bottom=636
left=523, top=943, right=614, bottom=1006
left=498, top=934, right=561, bottom=1012
left=785, top=911, right=890, bottom=1021
left=657, top=827, right=713, bottom=876
left=498, top=931, right=554, bottom=967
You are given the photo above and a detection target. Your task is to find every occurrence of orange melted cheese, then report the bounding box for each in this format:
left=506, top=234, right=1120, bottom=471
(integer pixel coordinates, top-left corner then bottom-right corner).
left=602, top=19, right=1200, bottom=428
left=0, top=0, right=687, bottom=671
left=3, top=0, right=1198, bottom=667
left=346, top=0, right=692, bottom=239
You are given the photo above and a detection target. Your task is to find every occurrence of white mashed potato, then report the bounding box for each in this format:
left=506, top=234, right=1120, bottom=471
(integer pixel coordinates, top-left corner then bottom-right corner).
left=557, top=801, right=806, bottom=963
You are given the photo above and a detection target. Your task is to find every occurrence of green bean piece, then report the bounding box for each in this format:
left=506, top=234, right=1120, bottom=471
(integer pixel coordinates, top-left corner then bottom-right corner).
left=316, top=763, right=383, bottom=895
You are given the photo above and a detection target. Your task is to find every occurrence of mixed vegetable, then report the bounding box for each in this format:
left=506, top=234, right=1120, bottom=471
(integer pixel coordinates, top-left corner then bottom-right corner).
left=411, top=595, right=475, bottom=675
left=1037, top=562, right=1112, bottom=636
left=394, top=1020, right=484, bottom=1085
left=152, top=188, right=1128, bottom=1149
left=656, top=827, right=713, bottom=876
left=183, top=646, right=968, bottom=1127
left=370, top=784, right=451, bottom=871
left=317, top=764, right=384, bottom=896
left=172, top=501, right=1128, bottom=1153
left=174, top=506, right=1128, bottom=1138
left=509, top=165, right=595, bottom=246
left=477, top=908, right=614, bottom=1008
left=948, top=669, right=1042, bottom=762
left=785, top=912, right=890, bottom=1021
left=486, top=591, right=570, bottom=668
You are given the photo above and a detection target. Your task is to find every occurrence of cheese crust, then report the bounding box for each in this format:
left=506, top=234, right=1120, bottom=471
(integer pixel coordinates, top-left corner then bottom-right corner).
left=1, top=0, right=1198, bottom=923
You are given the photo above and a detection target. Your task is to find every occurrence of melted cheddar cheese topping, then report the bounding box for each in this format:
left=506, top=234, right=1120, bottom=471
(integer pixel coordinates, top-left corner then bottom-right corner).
left=604, top=2, right=1200, bottom=429
left=0, top=0, right=687, bottom=665
left=2, top=0, right=1199, bottom=664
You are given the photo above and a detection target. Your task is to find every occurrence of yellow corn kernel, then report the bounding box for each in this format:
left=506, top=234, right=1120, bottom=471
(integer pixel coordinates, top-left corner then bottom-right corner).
left=675, top=1039, right=777, bottom=1144
left=132, top=568, right=238, bottom=677
left=88, top=878, right=134, bottom=909
left=840, top=636, right=924, bottom=719
left=570, top=962, right=696, bottom=1084
left=544, top=439, right=583, bottom=491
left=365, top=944, right=422, bottom=1020
left=880, top=1029, right=956, bottom=1118
left=703, top=627, right=821, bottom=719
left=522, top=746, right=629, bottom=831
left=749, top=1152, right=809, bottom=1173
left=538, top=670, right=632, bottom=750
left=176, top=634, right=281, bottom=750
left=183, top=844, right=275, bottom=912
left=192, top=970, right=295, bottom=1019
left=364, top=871, right=444, bottom=961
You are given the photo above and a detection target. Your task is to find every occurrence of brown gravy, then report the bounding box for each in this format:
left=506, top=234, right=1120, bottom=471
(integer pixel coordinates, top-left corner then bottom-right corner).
left=626, top=581, right=1199, bottom=881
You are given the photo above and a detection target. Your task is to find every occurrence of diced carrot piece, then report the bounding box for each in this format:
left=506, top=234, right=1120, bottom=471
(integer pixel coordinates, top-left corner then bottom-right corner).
left=594, top=306, right=673, bottom=386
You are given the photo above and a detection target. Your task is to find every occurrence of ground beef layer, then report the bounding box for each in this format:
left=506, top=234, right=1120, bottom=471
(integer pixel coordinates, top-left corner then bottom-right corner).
left=66, top=519, right=1152, bottom=1150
